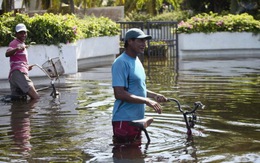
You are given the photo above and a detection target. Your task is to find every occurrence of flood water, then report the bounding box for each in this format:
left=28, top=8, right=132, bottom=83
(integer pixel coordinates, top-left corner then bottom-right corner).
left=0, top=56, right=260, bottom=163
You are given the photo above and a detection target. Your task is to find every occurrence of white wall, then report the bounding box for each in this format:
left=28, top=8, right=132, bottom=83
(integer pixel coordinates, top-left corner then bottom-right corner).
left=178, top=32, right=260, bottom=59
left=28, top=44, right=77, bottom=77
left=0, top=44, right=77, bottom=79
left=76, top=36, right=119, bottom=59
left=76, top=36, right=119, bottom=70
left=0, top=35, right=119, bottom=80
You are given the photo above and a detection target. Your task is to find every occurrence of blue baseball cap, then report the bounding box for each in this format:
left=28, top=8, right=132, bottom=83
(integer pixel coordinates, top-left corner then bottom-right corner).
left=124, top=28, right=152, bottom=42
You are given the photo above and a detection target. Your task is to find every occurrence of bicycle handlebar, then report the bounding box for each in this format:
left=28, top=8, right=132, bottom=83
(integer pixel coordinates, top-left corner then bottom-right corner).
left=167, top=98, right=205, bottom=136
left=167, top=98, right=205, bottom=114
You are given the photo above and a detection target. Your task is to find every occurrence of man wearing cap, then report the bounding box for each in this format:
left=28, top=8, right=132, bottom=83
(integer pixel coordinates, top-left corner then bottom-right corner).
left=111, top=28, right=167, bottom=143
left=5, top=23, right=39, bottom=100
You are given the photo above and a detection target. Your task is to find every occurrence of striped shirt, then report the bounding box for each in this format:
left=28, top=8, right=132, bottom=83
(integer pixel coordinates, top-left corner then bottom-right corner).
left=7, top=38, right=29, bottom=78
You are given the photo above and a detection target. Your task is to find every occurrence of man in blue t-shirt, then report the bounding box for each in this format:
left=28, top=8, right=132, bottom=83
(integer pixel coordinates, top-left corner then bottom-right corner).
left=111, top=28, right=167, bottom=143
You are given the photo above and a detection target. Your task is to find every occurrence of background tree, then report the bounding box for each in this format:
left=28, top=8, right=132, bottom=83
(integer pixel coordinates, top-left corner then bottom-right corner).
left=1, top=0, right=258, bottom=19
left=181, top=0, right=230, bottom=13
left=114, top=0, right=182, bottom=15
left=181, top=0, right=259, bottom=19
left=2, top=0, right=14, bottom=12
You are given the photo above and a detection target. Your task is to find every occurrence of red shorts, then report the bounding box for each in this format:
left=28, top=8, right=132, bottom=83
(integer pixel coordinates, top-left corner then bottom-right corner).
left=112, top=121, right=141, bottom=143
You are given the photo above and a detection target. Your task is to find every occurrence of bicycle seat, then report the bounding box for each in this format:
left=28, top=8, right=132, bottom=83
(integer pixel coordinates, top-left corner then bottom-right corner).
left=129, top=117, right=153, bottom=142
left=130, top=117, right=154, bottom=129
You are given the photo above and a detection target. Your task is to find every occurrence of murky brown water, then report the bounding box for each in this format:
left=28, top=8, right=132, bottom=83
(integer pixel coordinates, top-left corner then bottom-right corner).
left=0, top=56, right=260, bottom=162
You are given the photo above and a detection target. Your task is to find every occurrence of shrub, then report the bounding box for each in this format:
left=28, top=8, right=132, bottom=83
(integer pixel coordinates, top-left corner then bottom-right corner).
left=0, top=12, right=120, bottom=46
left=124, top=11, right=153, bottom=22
left=80, top=16, right=121, bottom=38
left=0, top=12, right=30, bottom=45
left=177, top=12, right=260, bottom=34
left=124, top=10, right=193, bottom=22
left=29, top=13, right=81, bottom=45
left=0, top=21, right=13, bottom=46
left=150, top=11, right=193, bottom=22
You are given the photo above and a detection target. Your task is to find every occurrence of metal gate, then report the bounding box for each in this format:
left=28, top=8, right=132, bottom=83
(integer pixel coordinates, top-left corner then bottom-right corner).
left=117, top=21, right=178, bottom=64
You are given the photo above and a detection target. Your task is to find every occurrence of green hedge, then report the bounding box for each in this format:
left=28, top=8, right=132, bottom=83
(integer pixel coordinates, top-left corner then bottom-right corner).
left=177, top=12, right=260, bottom=34
left=125, top=10, right=193, bottom=22
left=0, top=12, right=120, bottom=46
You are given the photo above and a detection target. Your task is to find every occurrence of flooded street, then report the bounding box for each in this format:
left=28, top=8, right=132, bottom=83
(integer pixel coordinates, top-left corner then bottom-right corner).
left=0, top=56, right=260, bottom=162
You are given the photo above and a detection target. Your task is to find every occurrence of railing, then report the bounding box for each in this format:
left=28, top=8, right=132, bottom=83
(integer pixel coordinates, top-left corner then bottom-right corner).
left=117, top=21, right=179, bottom=63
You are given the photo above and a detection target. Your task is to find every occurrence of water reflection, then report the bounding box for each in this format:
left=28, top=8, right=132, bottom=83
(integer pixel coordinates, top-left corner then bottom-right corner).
left=112, top=143, right=145, bottom=163
left=0, top=56, right=259, bottom=162
left=10, top=100, right=37, bottom=155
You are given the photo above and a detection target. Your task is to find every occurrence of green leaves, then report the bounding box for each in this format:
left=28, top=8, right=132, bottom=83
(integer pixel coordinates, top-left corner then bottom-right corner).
left=80, top=16, right=120, bottom=38
left=0, top=21, right=13, bottom=46
left=0, top=12, right=120, bottom=46
left=177, top=13, right=260, bottom=34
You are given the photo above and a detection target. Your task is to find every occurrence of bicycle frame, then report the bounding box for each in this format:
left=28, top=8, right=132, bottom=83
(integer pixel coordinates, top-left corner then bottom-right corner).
left=167, top=98, right=205, bottom=136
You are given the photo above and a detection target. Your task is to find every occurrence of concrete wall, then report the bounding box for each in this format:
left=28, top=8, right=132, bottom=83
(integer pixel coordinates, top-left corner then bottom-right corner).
left=76, top=35, right=119, bottom=71
left=0, top=35, right=119, bottom=80
left=178, top=32, right=260, bottom=59
left=0, top=44, right=77, bottom=79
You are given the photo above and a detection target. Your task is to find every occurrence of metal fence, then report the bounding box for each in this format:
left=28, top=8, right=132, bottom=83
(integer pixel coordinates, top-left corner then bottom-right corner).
left=117, top=21, right=179, bottom=63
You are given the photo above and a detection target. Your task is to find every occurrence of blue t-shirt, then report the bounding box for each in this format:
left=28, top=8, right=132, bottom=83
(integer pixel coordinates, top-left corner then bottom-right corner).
left=112, top=52, right=146, bottom=121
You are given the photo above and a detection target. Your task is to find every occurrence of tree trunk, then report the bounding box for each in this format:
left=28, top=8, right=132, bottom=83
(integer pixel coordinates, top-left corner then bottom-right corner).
left=230, top=0, right=239, bottom=14
left=4, top=0, right=14, bottom=12
left=70, top=0, right=74, bottom=13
